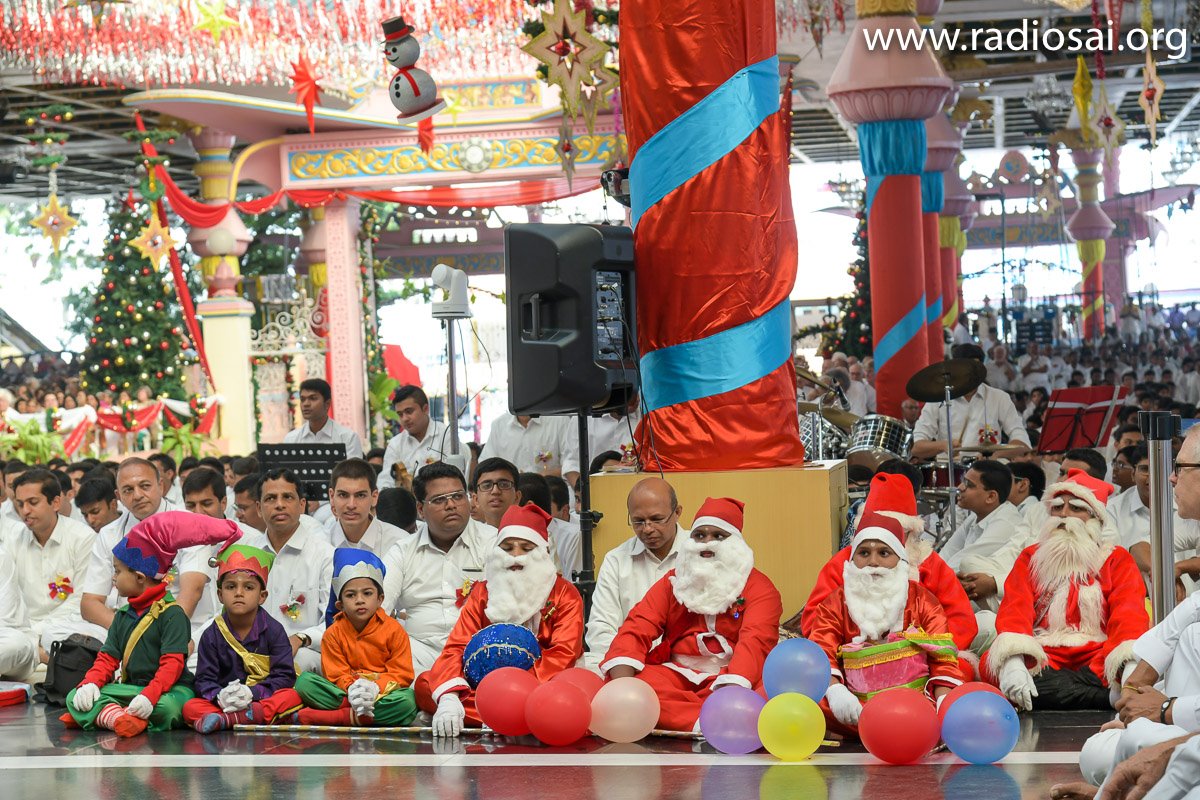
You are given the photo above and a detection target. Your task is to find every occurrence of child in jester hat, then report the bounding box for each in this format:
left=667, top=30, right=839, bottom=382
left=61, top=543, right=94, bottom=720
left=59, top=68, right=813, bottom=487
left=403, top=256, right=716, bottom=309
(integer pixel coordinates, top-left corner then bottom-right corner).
left=293, top=548, right=418, bottom=725
left=64, top=512, right=243, bottom=736
left=182, top=543, right=304, bottom=733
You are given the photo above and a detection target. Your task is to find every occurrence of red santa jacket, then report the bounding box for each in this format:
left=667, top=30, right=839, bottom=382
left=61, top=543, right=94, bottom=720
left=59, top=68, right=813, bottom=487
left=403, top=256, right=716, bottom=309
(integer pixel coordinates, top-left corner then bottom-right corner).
left=806, top=581, right=964, bottom=691
left=601, top=568, right=782, bottom=690
left=427, top=576, right=585, bottom=702
left=798, top=545, right=978, bottom=656
left=985, top=543, right=1149, bottom=686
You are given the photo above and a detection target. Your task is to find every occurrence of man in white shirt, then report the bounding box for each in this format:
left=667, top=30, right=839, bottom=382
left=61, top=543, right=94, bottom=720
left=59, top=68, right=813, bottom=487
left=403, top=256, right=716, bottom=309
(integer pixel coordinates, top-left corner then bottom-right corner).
left=282, top=378, right=364, bottom=459
left=233, top=474, right=267, bottom=532
left=849, top=363, right=877, bottom=414
left=80, top=458, right=181, bottom=631
left=149, top=452, right=183, bottom=507
left=324, top=458, right=409, bottom=554
left=1107, top=445, right=1200, bottom=585
left=470, top=457, right=521, bottom=530
left=986, top=345, right=1022, bottom=393
left=1008, top=461, right=1048, bottom=533
left=480, top=412, right=580, bottom=486
left=952, top=314, right=974, bottom=346
left=585, top=477, right=685, bottom=668
left=911, top=346, right=1030, bottom=460
left=242, top=469, right=335, bottom=674
left=74, top=478, right=121, bottom=534
left=1016, top=340, right=1052, bottom=394
left=0, top=461, right=28, bottom=522
left=588, top=393, right=641, bottom=462
left=1178, top=358, right=1200, bottom=407
left=518, top=472, right=581, bottom=580
left=381, top=462, right=498, bottom=674
left=0, top=549, right=36, bottom=680
left=829, top=368, right=870, bottom=417
left=379, top=385, right=451, bottom=490
left=8, top=469, right=105, bottom=660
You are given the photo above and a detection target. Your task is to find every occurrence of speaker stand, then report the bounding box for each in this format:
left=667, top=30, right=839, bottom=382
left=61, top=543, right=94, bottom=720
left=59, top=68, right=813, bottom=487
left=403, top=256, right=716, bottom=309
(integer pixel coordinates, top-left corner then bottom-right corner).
left=574, top=410, right=599, bottom=614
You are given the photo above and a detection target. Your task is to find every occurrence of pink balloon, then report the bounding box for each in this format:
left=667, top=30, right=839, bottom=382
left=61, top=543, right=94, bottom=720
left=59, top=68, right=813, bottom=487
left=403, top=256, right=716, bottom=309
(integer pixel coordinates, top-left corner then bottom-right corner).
left=590, top=677, right=660, bottom=743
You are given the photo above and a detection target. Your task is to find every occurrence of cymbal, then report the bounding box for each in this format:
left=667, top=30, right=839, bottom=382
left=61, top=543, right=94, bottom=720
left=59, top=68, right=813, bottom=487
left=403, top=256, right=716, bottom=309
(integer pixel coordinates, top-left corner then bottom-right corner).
left=956, top=442, right=1029, bottom=454
left=906, top=358, right=987, bottom=403
left=797, top=401, right=859, bottom=430
left=796, top=366, right=833, bottom=391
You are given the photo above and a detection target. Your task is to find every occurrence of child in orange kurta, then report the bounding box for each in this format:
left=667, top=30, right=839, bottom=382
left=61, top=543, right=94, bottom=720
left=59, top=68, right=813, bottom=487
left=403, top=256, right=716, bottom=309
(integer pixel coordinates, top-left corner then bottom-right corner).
left=293, top=549, right=417, bottom=726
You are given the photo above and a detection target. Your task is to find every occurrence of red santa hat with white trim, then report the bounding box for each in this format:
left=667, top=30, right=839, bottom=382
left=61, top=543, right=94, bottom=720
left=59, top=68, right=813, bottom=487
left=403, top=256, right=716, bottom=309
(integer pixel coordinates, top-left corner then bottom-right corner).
left=1045, top=468, right=1116, bottom=522
left=691, top=497, right=745, bottom=538
left=850, top=510, right=911, bottom=562
left=856, top=472, right=924, bottom=538
left=497, top=503, right=553, bottom=549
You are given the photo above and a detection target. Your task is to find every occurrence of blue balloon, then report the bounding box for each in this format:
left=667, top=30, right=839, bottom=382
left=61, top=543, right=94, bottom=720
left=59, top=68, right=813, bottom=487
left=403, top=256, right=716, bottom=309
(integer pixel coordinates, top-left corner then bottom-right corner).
left=761, top=638, right=832, bottom=701
left=942, top=691, right=1021, bottom=764
left=462, top=623, right=541, bottom=688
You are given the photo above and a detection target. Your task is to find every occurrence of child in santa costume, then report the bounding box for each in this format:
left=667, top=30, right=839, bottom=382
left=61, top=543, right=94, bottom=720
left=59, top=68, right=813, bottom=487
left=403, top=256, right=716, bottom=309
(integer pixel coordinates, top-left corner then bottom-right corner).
left=64, top=512, right=242, bottom=736
left=792, top=473, right=979, bottom=679
left=601, top=497, right=783, bottom=732
left=807, top=510, right=963, bottom=736
left=983, top=469, right=1150, bottom=711
left=421, top=503, right=586, bottom=737
left=294, top=549, right=419, bottom=726
left=183, top=544, right=303, bottom=733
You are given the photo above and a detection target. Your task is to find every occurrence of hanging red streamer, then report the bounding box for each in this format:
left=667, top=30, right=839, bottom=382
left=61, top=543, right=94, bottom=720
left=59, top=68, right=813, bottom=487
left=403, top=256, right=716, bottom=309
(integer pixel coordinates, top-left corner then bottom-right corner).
left=62, top=418, right=93, bottom=457
left=96, top=402, right=164, bottom=433
left=195, top=402, right=221, bottom=435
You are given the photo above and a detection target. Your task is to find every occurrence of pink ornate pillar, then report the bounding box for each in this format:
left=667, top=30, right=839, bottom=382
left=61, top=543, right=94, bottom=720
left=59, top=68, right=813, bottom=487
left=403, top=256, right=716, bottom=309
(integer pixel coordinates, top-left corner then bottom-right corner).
left=322, top=199, right=367, bottom=439
left=1063, top=139, right=1114, bottom=342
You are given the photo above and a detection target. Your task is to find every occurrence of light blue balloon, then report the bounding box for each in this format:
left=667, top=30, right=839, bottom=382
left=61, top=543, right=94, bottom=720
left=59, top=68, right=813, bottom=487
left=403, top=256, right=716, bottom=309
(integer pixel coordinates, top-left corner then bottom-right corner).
left=761, top=638, right=832, bottom=701
left=942, top=691, right=1021, bottom=764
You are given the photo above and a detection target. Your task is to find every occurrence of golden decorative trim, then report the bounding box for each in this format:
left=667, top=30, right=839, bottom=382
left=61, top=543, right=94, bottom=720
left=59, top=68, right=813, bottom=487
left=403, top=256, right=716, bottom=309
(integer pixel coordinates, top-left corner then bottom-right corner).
left=857, top=0, right=917, bottom=18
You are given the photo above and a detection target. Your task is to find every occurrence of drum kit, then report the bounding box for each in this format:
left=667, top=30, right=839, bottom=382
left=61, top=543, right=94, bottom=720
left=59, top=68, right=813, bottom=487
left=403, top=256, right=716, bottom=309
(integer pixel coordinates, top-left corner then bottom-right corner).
left=796, top=367, right=912, bottom=469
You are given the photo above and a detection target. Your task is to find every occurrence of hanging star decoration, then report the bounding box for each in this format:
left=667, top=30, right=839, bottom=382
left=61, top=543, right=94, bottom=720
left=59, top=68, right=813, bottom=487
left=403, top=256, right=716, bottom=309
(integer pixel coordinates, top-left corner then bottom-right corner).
left=556, top=117, right=578, bottom=187
left=193, top=0, right=239, bottom=45
left=1139, top=51, right=1166, bottom=148
left=289, top=52, right=323, bottom=136
left=1085, top=86, right=1126, bottom=164
left=30, top=193, right=78, bottom=254
left=1035, top=171, right=1062, bottom=221
left=1073, top=56, right=1094, bottom=143
left=522, top=0, right=609, bottom=117
left=130, top=215, right=176, bottom=265
left=579, top=64, right=619, bottom=134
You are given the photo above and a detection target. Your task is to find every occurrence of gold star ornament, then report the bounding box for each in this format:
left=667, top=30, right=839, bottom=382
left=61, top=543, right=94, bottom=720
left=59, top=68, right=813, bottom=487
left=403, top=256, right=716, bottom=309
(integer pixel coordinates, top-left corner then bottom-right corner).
left=1085, top=86, right=1126, bottom=165
left=30, top=193, right=78, bottom=254
left=193, top=0, right=239, bottom=45
left=130, top=216, right=176, bottom=265
left=522, top=0, right=609, bottom=116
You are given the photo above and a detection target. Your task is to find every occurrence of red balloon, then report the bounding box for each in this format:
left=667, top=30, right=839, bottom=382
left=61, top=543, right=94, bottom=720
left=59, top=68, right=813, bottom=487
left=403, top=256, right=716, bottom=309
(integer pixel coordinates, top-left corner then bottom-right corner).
left=525, top=681, right=591, bottom=746
left=475, top=667, right=539, bottom=736
left=859, top=688, right=939, bottom=765
left=550, top=668, right=604, bottom=702
left=936, top=681, right=1006, bottom=725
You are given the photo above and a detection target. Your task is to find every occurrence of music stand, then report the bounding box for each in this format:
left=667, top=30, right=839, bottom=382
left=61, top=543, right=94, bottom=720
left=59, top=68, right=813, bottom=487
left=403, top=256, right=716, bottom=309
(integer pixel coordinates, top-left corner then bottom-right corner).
left=257, top=443, right=347, bottom=501
left=1038, top=386, right=1129, bottom=454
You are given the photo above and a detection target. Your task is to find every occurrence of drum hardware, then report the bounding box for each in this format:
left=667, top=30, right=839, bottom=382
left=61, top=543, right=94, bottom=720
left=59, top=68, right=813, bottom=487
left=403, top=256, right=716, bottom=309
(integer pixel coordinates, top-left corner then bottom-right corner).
left=800, top=410, right=849, bottom=461
left=846, top=414, right=912, bottom=469
left=797, top=401, right=859, bottom=431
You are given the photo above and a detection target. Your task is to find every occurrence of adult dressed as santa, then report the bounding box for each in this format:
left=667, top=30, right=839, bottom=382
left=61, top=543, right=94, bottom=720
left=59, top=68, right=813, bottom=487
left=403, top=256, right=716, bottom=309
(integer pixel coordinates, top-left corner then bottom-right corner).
left=808, top=510, right=963, bottom=736
left=601, top=497, right=783, bottom=731
left=419, top=503, right=585, bottom=736
left=984, top=470, right=1150, bottom=711
left=791, top=472, right=978, bottom=678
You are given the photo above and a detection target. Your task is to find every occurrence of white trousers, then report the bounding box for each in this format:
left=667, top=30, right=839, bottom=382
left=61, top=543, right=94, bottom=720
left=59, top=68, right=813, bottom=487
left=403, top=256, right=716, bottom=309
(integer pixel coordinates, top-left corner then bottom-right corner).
left=294, top=645, right=323, bottom=676
left=0, top=629, right=38, bottom=681
left=1080, top=718, right=1187, bottom=787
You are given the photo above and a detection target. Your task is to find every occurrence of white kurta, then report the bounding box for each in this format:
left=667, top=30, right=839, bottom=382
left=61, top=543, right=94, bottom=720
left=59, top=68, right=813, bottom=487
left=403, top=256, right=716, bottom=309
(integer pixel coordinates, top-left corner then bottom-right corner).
left=283, top=417, right=364, bottom=459
left=378, top=420, right=451, bottom=489
left=588, top=413, right=640, bottom=462
left=6, top=515, right=103, bottom=648
left=549, top=517, right=582, bottom=580
left=0, top=544, right=36, bottom=680
left=480, top=413, right=580, bottom=476
left=584, top=527, right=685, bottom=666
left=912, top=383, right=1031, bottom=447
left=323, top=514, right=411, bottom=556
left=939, top=502, right=1028, bottom=574
left=380, top=518, right=497, bottom=674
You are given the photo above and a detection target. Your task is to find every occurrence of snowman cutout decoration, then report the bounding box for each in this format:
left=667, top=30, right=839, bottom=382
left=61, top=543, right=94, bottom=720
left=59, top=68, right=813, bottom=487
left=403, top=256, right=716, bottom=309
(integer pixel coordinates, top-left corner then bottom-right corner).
left=383, top=15, right=446, bottom=123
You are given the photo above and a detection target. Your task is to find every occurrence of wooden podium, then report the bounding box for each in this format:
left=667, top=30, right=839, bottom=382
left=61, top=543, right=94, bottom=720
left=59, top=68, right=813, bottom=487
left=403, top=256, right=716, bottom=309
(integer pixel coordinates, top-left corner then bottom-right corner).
left=588, top=461, right=849, bottom=617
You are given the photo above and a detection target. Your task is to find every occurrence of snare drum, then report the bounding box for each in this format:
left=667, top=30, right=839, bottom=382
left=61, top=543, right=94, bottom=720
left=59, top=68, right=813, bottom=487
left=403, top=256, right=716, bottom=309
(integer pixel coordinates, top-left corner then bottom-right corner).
left=921, top=460, right=967, bottom=490
left=846, top=414, right=912, bottom=469
left=800, top=413, right=848, bottom=461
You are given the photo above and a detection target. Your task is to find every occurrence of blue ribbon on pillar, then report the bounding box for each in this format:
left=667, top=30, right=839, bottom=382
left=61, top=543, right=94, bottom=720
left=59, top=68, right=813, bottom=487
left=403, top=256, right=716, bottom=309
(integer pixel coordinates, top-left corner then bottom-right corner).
left=860, top=120, right=926, bottom=216
left=921, top=170, right=944, bottom=327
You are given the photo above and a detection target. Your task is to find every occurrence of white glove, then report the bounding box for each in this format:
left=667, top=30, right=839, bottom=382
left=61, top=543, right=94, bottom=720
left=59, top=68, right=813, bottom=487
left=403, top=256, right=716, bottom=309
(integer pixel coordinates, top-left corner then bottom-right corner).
left=218, top=680, right=254, bottom=713
left=998, top=656, right=1038, bottom=712
left=126, top=693, right=154, bottom=720
left=825, top=682, right=863, bottom=726
left=348, top=678, right=380, bottom=715
left=72, top=683, right=100, bottom=713
left=432, top=693, right=465, bottom=738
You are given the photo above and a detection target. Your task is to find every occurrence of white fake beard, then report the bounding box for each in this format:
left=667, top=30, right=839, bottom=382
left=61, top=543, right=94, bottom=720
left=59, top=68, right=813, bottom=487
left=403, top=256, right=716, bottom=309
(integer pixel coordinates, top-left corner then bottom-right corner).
left=842, top=560, right=910, bottom=644
left=1031, top=515, right=1107, bottom=589
left=670, top=535, right=754, bottom=616
left=483, top=545, right=557, bottom=627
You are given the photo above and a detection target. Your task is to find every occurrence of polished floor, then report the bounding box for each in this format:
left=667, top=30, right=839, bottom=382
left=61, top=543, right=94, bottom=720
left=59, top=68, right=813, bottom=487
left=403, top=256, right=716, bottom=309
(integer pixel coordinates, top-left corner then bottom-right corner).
left=0, top=701, right=1107, bottom=799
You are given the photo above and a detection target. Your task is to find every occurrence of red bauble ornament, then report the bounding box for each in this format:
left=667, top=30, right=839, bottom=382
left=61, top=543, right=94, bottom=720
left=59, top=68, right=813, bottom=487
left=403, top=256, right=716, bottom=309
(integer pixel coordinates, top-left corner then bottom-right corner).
left=93, top=315, right=101, bottom=323
left=859, top=336, right=868, bottom=344
left=141, top=267, right=151, bottom=276
left=106, top=282, right=114, bottom=290
left=125, top=304, right=134, bottom=313
left=856, top=299, right=865, bottom=307
left=123, top=338, right=132, bottom=346
left=101, top=359, right=110, bottom=367
left=154, top=301, right=164, bottom=309
left=155, top=371, right=164, bottom=379
left=159, top=341, right=169, bottom=350
left=89, top=337, right=97, bottom=344
left=849, top=312, right=857, bottom=320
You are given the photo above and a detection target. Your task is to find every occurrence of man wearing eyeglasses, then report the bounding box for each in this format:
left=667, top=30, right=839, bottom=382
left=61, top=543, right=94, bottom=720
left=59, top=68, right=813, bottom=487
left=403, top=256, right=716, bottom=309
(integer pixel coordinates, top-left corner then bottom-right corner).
left=584, top=477, right=685, bottom=668
left=1109, top=444, right=1200, bottom=583
left=470, top=457, right=522, bottom=530
left=381, top=462, right=497, bottom=674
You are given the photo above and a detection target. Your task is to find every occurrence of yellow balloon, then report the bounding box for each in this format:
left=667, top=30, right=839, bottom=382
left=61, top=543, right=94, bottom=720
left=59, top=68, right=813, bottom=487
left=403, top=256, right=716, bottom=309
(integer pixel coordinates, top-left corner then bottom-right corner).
left=757, top=693, right=826, bottom=761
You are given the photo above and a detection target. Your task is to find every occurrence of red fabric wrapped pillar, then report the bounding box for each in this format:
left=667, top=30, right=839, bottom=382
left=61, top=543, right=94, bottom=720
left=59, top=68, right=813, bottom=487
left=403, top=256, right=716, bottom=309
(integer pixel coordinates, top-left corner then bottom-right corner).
left=622, top=0, right=803, bottom=470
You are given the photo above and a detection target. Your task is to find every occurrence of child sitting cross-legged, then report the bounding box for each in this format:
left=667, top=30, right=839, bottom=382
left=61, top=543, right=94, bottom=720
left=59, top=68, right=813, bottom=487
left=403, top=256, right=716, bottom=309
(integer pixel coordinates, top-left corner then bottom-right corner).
left=182, top=544, right=304, bottom=733
left=63, top=512, right=243, bottom=736
left=293, top=549, right=418, bottom=726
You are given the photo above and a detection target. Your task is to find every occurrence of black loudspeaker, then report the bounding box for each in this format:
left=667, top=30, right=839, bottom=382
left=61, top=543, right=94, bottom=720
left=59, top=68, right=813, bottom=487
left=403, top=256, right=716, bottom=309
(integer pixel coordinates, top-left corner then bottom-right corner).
left=504, top=223, right=638, bottom=416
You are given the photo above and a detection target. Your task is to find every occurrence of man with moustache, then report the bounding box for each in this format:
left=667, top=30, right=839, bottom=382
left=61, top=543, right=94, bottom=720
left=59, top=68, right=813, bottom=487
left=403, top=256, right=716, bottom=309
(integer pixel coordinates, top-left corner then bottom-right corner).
left=601, top=498, right=783, bottom=731
left=984, top=470, right=1150, bottom=711
left=418, top=503, right=585, bottom=736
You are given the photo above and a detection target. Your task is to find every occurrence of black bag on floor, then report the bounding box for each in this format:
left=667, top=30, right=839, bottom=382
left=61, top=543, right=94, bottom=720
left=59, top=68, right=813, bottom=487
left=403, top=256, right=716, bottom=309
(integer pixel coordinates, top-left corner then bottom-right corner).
left=35, top=634, right=102, bottom=707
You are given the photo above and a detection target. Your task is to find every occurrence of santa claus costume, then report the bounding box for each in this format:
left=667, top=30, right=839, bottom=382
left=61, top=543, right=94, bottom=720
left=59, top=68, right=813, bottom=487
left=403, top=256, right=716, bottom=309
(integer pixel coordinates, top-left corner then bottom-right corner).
left=418, top=503, right=585, bottom=736
left=601, top=497, right=783, bottom=731
left=791, top=473, right=978, bottom=679
left=808, top=510, right=963, bottom=736
left=983, top=470, right=1150, bottom=710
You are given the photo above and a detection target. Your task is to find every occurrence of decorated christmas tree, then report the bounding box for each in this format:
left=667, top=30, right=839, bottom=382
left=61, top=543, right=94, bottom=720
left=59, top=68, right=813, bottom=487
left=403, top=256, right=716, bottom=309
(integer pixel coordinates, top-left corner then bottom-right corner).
left=79, top=198, right=188, bottom=399
left=796, top=200, right=872, bottom=359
